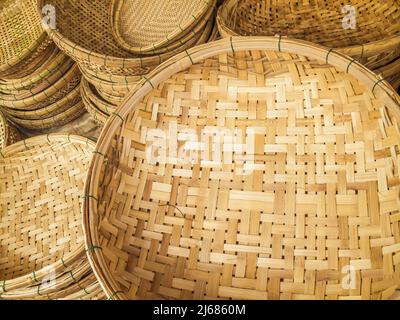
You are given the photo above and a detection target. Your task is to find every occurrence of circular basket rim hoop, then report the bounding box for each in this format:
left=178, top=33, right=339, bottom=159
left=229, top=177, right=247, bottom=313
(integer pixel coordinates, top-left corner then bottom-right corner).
left=0, top=133, right=96, bottom=293
left=83, top=36, right=400, bottom=300
left=215, top=0, right=400, bottom=60
left=0, top=0, right=47, bottom=73
left=110, top=0, right=213, bottom=54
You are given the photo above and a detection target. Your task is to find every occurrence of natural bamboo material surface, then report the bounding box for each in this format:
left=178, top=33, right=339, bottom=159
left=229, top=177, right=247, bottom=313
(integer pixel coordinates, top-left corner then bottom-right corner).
left=0, top=110, right=22, bottom=149
left=0, top=134, right=95, bottom=297
left=217, top=0, right=400, bottom=71
left=84, top=37, right=400, bottom=300
left=110, top=0, right=212, bottom=53
left=0, top=0, right=45, bottom=74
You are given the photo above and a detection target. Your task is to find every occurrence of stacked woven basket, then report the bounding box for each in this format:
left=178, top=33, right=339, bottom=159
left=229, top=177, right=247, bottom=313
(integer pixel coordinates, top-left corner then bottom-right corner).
left=1, top=0, right=400, bottom=301
left=216, top=0, right=400, bottom=91
left=40, top=0, right=219, bottom=126
left=0, top=0, right=84, bottom=132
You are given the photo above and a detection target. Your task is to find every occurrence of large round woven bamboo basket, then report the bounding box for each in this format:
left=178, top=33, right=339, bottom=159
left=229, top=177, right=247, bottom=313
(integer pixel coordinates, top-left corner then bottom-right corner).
left=84, top=37, right=400, bottom=300
left=110, top=0, right=213, bottom=54
left=216, top=0, right=400, bottom=71
left=0, top=0, right=46, bottom=75
left=0, top=134, right=95, bottom=297
left=0, top=59, right=77, bottom=109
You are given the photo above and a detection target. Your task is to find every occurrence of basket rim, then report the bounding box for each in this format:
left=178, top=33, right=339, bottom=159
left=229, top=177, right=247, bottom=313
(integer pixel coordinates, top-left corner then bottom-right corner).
left=110, top=0, right=214, bottom=54
left=83, top=36, right=400, bottom=300
left=216, top=0, right=400, bottom=60
left=7, top=99, right=86, bottom=130
left=81, top=79, right=109, bottom=126
left=81, top=77, right=117, bottom=115
left=0, top=133, right=95, bottom=294
left=0, top=110, right=9, bottom=150
left=0, top=50, right=68, bottom=91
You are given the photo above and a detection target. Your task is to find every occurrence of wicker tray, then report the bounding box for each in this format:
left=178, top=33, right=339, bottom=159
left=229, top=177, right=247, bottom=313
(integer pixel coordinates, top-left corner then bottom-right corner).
left=0, top=134, right=95, bottom=297
left=0, top=38, right=55, bottom=82
left=110, top=0, right=213, bottom=54
left=217, top=0, right=400, bottom=71
left=7, top=100, right=86, bottom=131
left=84, top=37, right=400, bottom=300
left=0, top=0, right=45, bottom=75
left=39, top=0, right=216, bottom=77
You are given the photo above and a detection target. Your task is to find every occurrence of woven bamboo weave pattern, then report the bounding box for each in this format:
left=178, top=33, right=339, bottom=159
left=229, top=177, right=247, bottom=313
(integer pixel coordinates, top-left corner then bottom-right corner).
left=0, top=0, right=44, bottom=72
left=85, top=38, right=400, bottom=300
left=0, top=135, right=94, bottom=281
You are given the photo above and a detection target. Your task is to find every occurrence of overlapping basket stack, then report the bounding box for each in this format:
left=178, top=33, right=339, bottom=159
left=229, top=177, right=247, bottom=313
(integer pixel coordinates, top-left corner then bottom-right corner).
left=40, top=0, right=219, bottom=126
left=0, top=0, right=400, bottom=301
left=0, top=134, right=104, bottom=300
left=0, top=110, right=23, bottom=150
left=0, top=0, right=84, bottom=132
left=217, top=0, right=400, bottom=91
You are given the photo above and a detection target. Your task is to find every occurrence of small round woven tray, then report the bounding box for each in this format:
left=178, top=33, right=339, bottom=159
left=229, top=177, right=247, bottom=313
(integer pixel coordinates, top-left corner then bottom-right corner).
left=84, top=37, right=400, bottom=300
left=110, top=0, right=213, bottom=54
left=0, top=0, right=45, bottom=75
left=0, top=134, right=95, bottom=297
left=217, top=0, right=400, bottom=70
